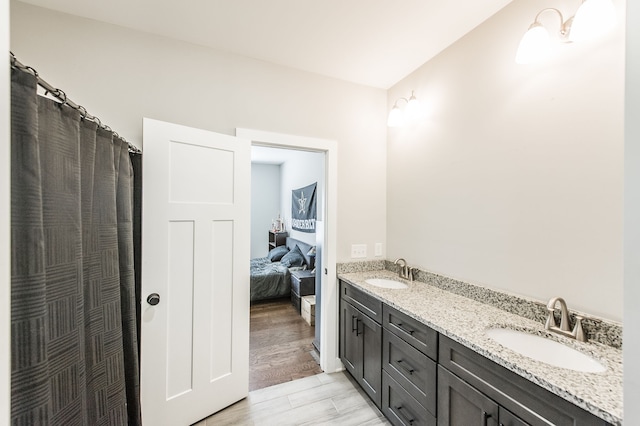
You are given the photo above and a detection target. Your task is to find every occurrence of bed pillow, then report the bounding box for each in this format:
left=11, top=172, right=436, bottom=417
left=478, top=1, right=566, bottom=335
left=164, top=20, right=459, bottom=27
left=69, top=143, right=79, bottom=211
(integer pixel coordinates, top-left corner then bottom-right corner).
left=267, top=245, right=289, bottom=262
left=280, top=244, right=306, bottom=268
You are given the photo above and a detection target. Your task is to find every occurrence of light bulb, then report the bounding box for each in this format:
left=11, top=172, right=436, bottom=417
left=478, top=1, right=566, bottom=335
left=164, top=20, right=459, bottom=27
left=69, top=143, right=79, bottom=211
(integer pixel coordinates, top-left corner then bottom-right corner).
left=387, top=104, right=403, bottom=127
left=405, top=93, right=420, bottom=121
left=515, top=22, right=552, bottom=64
left=569, top=0, right=616, bottom=42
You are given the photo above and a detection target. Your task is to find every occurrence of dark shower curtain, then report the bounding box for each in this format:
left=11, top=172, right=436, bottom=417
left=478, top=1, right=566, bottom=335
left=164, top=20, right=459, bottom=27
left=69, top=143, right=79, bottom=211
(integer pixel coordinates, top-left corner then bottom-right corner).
left=11, top=67, right=141, bottom=425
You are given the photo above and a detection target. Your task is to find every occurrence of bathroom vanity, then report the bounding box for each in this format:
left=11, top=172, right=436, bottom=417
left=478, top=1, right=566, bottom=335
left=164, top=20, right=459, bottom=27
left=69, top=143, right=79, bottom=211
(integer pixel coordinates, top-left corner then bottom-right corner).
left=338, top=271, right=622, bottom=426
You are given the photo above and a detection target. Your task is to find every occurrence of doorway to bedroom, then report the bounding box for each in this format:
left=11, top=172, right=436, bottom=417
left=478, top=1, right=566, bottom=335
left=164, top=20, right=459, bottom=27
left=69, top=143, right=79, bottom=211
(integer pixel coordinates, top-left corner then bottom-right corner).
left=249, top=143, right=326, bottom=391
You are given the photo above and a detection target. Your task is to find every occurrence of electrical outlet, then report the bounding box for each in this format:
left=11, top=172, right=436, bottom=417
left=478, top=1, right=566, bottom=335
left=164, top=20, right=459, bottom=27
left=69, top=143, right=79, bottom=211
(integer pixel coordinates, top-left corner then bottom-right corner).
left=351, top=244, right=367, bottom=258
left=374, top=243, right=383, bottom=257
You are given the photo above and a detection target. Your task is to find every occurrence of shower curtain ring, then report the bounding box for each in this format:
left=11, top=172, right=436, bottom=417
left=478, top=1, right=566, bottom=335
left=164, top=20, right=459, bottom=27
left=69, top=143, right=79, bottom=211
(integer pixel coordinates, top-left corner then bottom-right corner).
left=25, top=66, right=38, bottom=78
left=57, top=90, right=68, bottom=105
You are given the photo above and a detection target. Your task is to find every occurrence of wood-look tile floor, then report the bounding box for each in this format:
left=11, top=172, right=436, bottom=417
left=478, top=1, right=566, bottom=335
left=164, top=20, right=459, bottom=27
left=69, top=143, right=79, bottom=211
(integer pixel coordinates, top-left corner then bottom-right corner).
left=196, top=371, right=391, bottom=426
left=249, top=299, right=323, bottom=391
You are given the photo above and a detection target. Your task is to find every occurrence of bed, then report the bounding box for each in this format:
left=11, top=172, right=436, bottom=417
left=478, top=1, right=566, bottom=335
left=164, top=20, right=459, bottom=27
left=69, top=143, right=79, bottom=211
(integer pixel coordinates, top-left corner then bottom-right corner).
left=250, top=237, right=314, bottom=303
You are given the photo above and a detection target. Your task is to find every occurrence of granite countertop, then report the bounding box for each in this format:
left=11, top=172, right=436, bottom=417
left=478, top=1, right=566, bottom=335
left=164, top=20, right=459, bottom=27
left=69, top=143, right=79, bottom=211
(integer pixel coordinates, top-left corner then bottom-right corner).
left=338, top=269, right=623, bottom=426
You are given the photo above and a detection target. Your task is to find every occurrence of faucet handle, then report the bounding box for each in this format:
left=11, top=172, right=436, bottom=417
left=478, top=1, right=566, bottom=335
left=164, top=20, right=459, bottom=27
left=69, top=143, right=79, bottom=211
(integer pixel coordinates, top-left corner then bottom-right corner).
left=573, top=315, right=587, bottom=342
left=545, top=308, right=557, bottom=330
left=409, top=267, right=418, bottom=281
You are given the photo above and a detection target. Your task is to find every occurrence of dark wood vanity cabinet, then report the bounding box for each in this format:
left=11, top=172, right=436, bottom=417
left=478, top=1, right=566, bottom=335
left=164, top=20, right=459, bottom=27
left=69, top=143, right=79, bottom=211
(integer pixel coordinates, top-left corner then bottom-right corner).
left=338, top=280, right=612, bottom=426
left=381, top=304, right=438, bottom=426
left=339, top=281, right=383, bottom=408
left=438, top=335, right=611, bottom=426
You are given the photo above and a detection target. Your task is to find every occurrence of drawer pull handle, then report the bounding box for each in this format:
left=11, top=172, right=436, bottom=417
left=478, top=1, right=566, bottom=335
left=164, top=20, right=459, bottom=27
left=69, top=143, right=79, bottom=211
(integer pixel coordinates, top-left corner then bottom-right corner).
left=482, top=411, right=492, bottom=426
left=352, top=315, right=362, bottom=336
left=396, top=322, right=415, bottom=335
left=396, top=359, right=415, bottom=375
left=395, top=406, right=415, bottom=425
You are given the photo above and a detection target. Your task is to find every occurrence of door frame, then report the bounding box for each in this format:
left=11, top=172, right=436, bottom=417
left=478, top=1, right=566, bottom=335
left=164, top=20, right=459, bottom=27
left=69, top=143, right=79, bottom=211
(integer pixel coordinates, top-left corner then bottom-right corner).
left=1, top=0, right=11, bottom=421
left=236, top=128, right=341, bottom=373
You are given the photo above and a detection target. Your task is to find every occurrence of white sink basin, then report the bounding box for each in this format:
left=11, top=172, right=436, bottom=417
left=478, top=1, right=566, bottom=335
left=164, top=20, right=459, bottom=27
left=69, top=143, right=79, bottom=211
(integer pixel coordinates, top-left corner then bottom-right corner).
left=486, top=328, right=606, bottom=373
left=364, top=278, right=408, bottom=289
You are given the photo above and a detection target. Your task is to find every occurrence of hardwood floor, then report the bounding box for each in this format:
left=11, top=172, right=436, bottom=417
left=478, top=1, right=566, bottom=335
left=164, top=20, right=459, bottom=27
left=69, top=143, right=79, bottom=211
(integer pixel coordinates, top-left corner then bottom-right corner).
left=197, top=371, right=391, bottom=426
left=249, top=298, right=322, bottom=391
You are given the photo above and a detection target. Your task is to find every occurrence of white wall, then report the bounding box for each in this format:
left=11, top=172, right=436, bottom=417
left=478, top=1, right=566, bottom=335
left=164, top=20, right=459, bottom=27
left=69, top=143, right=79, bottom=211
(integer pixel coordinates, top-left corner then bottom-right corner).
left=9, top=1, right=388, bottom=263
left=251, top=163, right=281, bottom=258
left=624, top=0, right=640, bottom=422
left=387, top=0, right=625, bottom=322
left=280, top=151, right=325, bottom=247
left=1, top=0, right=10, bottom=422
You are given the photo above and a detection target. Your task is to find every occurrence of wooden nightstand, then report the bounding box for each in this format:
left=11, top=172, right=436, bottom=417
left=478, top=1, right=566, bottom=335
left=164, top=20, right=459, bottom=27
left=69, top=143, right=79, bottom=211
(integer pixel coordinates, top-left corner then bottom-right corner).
left=268, top=231, right=287, bottom=252
left=290, top=270, right=315, bottom=313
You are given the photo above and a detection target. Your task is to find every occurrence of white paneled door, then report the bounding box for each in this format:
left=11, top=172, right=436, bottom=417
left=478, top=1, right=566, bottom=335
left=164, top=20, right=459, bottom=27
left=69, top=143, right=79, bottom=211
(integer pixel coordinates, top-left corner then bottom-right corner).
left=141, top=118, right=251, bottom=425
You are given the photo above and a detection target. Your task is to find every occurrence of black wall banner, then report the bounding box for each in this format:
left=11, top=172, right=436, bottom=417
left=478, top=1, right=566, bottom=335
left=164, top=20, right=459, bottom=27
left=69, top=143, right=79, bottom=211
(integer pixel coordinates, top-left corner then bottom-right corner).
left=291, top=182, right=317, bottom=233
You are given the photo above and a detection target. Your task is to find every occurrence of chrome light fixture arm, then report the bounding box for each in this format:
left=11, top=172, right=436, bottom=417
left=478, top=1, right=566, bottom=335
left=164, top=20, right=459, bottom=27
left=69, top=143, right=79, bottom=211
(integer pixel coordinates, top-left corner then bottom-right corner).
left=532, top=8, right=573, bottom=40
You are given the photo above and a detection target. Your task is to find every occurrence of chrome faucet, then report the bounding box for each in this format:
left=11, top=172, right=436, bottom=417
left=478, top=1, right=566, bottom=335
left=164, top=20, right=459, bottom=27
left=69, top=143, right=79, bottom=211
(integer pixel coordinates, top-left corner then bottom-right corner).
left=545, top=297, right=587, bottom=342
left=393, top=258, right=414, bottom=281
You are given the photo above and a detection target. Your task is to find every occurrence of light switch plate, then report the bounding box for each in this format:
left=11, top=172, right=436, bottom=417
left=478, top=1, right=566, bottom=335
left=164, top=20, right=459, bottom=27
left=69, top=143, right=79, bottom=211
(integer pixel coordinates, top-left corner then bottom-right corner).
left=351, top=244, right=367, bottom=258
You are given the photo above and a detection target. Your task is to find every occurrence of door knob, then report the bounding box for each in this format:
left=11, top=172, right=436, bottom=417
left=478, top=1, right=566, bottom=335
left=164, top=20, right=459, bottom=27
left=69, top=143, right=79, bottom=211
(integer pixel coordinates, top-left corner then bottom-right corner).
left=147, top=293, right=160, bottom=306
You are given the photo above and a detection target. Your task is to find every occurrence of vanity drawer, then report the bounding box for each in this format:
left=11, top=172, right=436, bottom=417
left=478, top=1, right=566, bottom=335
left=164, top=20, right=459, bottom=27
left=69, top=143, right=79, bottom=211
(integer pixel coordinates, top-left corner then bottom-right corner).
left=382, top=371, right=436, bottom=426
left=383, top=329, right=436, bottom=416
left=340, top=280, right=382, bottom=324
left=383, top=304, right=438, bottom=360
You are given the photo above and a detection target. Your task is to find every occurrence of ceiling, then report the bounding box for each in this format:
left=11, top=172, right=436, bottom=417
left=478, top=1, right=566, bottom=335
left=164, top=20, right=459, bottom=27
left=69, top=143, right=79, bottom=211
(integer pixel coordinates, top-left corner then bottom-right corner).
left=17, top=0, right=512, bottom=89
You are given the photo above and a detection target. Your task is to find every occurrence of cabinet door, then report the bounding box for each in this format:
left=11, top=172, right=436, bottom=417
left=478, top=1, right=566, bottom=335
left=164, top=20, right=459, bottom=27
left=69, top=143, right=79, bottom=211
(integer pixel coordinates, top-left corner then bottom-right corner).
left=341, top=301, right=360, bottom=377
left=499, top=407, right=530, bottom=426
left=438, top=366, right=499, bottom=426
left=359, top=309, right=382, bottom=408
left=340, top=298, right=382, bottom=408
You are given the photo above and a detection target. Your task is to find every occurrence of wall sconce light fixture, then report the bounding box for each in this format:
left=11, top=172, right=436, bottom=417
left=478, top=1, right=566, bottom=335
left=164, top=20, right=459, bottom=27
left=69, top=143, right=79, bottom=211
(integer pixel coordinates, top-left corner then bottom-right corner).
left=388, top=91, right=419, bottom=127
left=515, top=0, right=616, bottom=64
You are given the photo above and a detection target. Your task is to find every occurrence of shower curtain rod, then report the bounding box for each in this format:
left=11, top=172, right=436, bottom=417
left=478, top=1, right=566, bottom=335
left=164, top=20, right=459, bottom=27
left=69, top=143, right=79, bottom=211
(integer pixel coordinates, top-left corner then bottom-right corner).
left=10, top=52, right=142, bottom=154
